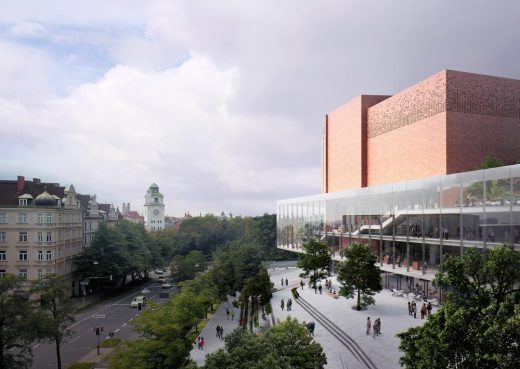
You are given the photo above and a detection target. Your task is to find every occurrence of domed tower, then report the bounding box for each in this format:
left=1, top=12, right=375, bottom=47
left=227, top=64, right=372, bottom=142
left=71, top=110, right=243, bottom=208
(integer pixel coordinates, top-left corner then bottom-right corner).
left=144, top=183, right=165, bottom=231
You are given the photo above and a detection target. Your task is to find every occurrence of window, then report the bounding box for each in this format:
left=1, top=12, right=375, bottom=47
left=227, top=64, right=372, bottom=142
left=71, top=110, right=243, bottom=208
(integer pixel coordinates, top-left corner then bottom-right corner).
left=18, top=250, right=28, bottom=261
left=0, top=251, right=5, bottom=261
left=46, top=250, right=52, bottom=261
left=38, top=250, right=44, bottom=261
left=0, top=232, right=6, bottom=242
left=37, top=269, right=44, bottom=279
left=0, top=270, right=5, bottom=278
left=46, top=232, right=52, bottom=242
left=18, top=269, right=27, bottom=279
left=37, top=213, right=43, bottom=223
left=19, top=198, right=27, bottom=206
left=154, top=198, right=158, bottom=203
left=17, top=213, right=28, bottom=224
left=37, top=232, right=43, bottom=242
left=18, top=232, right=28, bottom=242
left=46, top=213, right=53, bottom=223
left=0, top=213, right=6, bottom=223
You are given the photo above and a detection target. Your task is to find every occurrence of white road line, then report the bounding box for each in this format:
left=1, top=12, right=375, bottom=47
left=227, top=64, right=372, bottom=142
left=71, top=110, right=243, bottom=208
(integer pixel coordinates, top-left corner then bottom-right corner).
left=115, top=328, right=120, bottom=333
left=122, top=323, right=128, bottom=327
left=69, top=335, right=81, bottom=344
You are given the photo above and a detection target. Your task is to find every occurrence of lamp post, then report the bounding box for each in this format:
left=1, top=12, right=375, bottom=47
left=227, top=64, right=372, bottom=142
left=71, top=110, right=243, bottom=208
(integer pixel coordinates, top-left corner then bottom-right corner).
left=81, top=261, right=100, bottom=306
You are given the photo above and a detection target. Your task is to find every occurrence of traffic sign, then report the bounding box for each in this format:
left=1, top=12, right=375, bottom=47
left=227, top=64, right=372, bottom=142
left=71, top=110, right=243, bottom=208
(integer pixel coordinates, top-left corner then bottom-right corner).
left=91, top=314, right=106, bottom=319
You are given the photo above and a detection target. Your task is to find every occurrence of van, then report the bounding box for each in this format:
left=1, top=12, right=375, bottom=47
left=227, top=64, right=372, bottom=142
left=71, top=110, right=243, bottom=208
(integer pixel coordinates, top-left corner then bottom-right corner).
left=130, top=295, right=147, bottom=308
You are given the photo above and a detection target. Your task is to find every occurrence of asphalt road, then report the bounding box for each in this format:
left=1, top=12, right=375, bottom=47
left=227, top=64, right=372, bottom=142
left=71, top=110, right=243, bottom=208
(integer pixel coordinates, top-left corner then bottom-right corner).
left=30, top=280, right=172, bottom=369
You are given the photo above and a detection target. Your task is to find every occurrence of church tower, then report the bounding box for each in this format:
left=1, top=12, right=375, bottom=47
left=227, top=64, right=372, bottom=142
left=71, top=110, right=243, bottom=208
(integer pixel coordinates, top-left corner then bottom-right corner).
left=144, top=183, right=165, bottom=231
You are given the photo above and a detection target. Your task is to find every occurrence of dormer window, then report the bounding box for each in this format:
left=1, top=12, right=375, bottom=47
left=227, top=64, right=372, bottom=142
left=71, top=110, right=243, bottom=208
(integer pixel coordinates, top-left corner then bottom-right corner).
left=19, top=198, right=28, bottom=207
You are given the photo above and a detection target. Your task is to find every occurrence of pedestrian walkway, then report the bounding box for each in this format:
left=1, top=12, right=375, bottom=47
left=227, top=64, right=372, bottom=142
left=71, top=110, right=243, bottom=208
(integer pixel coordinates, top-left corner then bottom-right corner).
left=269, top=267, right=436, bottom=369
left=190, top=296, right=241, bottom=366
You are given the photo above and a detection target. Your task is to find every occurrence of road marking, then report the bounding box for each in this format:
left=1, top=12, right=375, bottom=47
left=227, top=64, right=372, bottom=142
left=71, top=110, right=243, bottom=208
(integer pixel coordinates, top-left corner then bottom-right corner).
left=69, top=335, right=81, bottom=344
left=122, top=323, right=128, bottom=327
left=115, top=328, right=120, bottom=333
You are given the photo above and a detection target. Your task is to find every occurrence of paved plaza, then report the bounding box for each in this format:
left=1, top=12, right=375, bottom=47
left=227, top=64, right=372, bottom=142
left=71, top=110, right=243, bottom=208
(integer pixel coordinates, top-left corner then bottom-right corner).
left=190, top=263, right=435, bottom=368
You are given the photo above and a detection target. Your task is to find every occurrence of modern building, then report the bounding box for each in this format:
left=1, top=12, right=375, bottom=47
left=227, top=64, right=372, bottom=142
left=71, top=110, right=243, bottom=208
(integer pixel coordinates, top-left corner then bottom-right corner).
left=0, top=176, right=84, bottom=296
left=144, top=183, right=165, bottom=231
left=278, top=70, right=520, bottom=297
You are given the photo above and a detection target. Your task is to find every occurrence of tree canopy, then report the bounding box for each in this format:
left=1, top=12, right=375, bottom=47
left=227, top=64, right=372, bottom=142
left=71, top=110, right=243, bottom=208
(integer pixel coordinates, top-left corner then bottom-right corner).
left=398, top=245, right=520, bottom=369
left=297, top=238, right=331, bottom=286
left=336, top=243, right=382, bottom=310
left=203, top=317, right=326, bottom=369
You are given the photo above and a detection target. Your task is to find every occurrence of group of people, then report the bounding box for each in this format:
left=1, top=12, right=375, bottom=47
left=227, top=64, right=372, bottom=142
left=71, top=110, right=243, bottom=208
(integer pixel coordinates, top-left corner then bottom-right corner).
left=226, top=307, right=235, bottom=320
left=408, top=300, right=432, bottom=319
left=366, top=317, right=381, bottom=338
left=280, top=298, right=293, bottom=311
left=305, top=321, right=315, bottom=336
left=196, top=336, right=205, bottom=350
left=215, top=325, right=225, bottom=339
left=281, top=278, right=288, bottom=286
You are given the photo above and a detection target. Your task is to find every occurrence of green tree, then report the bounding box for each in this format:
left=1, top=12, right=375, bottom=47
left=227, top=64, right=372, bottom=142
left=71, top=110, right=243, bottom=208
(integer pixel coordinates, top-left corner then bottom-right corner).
left=297, top=238, right=331, bottom=287
left=337, top=243, right=382, bottom=310
left=398, top=245, right=520, bottom=369
left=238, top=267, right=273, bottom=331
left=204, top=317, right=326, bottom=369
left=477, top=153, right=505, bottom=169
left=0, top=275, right=42, bottom=369
left=171, top=250, right=206, bottom=282
left=32, top=275, right=75, bottom=369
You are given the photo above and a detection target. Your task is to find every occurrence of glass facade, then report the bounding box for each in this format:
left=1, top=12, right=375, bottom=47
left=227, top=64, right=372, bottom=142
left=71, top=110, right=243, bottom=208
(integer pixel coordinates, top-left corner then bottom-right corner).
left=277, top=164, right=520, bottom=282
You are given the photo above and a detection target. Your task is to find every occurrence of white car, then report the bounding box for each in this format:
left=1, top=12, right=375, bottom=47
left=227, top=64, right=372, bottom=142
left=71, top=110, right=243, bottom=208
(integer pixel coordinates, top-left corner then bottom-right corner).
left=141, top=288, right=151, bottom=294
left=161, top=283, right=173, bottom=289
left=130, top=296, right=147, bottom=308
left=155, top=269, right=164, bottom=274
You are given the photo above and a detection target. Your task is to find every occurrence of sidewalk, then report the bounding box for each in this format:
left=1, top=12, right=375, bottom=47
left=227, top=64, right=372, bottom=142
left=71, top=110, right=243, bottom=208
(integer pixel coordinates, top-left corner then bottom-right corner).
left=75, top=347, right=114, bottom=369
left=189, top=296, right=241, bottom=366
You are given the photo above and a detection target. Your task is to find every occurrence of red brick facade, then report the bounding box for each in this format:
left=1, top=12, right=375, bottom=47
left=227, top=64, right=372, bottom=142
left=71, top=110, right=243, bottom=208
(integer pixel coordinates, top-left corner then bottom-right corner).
left=323, top=70, right=520, bottom=192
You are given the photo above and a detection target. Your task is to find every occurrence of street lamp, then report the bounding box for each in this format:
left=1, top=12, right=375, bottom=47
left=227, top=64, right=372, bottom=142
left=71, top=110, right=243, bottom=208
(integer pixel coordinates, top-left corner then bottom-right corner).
left=81, top=261, right=100, bottom=306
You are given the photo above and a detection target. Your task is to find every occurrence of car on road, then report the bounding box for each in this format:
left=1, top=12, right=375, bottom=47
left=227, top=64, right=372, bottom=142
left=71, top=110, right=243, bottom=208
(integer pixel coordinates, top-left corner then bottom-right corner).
left=141, top=288, right=151, bottom=294
left=155, top=269, right=164, bottom=274
left=161, top=283, right=173, bottom=289
left=130, top=295, right=147, bottom=308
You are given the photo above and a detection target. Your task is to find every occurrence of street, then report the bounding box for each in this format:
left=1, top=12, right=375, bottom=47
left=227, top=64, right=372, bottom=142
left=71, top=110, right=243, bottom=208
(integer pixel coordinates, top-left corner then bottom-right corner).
left=30, top=280, right=172, bottom=369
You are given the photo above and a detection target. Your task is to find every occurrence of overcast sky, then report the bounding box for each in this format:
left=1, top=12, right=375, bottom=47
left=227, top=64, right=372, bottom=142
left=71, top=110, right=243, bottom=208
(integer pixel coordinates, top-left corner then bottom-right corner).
left=1, top=1, right=520, bottom=217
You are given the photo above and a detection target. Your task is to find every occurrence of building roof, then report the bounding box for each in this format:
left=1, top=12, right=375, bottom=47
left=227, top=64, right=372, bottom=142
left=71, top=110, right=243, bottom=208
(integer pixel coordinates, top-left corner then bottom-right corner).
left=0, top=177, right=65, bottom=206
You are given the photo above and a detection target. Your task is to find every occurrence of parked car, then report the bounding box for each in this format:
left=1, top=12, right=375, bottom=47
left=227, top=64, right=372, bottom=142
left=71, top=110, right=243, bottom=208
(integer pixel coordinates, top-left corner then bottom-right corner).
left=141, top=288, right=151, bottom=294
left=155, top=269, right=164, bottom=274
left=130, top=296, right=147, bottom=308
left=161, top=283, right=173, bottom=289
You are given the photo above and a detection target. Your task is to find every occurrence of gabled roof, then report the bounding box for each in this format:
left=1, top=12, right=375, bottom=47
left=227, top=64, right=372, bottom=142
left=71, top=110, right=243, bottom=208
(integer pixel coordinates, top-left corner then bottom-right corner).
left=0, top=179, right=65, bottom=206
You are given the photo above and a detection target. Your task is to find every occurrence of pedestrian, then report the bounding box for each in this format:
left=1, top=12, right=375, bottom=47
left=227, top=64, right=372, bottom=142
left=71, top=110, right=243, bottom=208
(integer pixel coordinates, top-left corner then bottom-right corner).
left=219, top=326, right=224, bottom=339
left=216, top=325, right=220, bottom=338
left=376, top=318, right=381, bottom=335
left=281, top=278, right=284, bottom=286
left=197, top=336, right=201, bottom=350
left=366, top=317, right=371, bottom=335
left=408, top=301, right=412, bottom=316
left=200, top=337, right=205, bottom=350
left=285, top=278, right=288, bottom=286
left=412, top=302, right=417, bottom=319
left=300, top=279, right=305, bottom=290
left=427, top=301, right=432, bottom=316
left=226, top=308, right=230, bottom=320
left=318, top=284, right=322, bottom=294
left=421, top=303, right=427, bottom=319
left=287, top=298, right=292, bottom=311
left=230, top=309, right=235, bottom=320
left=281, top=298, right=285, bottom=311
left=372, top=319, right=378, bottom=338
left=325, top=280, right=329, bottom=290
left=314, top=283, right=317, bottom=294
left=310, top=322, right=315, bottom=336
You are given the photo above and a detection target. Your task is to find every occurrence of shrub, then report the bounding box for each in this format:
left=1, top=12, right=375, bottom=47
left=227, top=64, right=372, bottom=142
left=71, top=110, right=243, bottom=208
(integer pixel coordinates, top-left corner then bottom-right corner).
left=100, top=338, right=122, bottom=347
left=291, top=287, right=300, bottom=299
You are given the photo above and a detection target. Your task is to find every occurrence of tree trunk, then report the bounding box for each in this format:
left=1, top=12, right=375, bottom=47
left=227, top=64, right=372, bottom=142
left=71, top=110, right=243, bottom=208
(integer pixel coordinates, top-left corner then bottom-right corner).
left=55, top=338, right=62, bottom=369
left=357, top=288, right=361, bottom=310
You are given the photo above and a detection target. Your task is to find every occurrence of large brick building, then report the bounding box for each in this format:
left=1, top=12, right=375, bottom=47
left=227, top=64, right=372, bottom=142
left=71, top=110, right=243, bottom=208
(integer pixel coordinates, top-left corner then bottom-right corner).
left=279, top=70, right=520, bottom=299
left=323, top=70, right=520, bottom=192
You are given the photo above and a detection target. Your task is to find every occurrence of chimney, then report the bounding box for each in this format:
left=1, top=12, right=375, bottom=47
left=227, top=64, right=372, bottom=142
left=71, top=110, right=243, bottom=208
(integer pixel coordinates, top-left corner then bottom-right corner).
left=17, top=176, right=25, bottom=192
left=33, top=178, right=41, bottom=184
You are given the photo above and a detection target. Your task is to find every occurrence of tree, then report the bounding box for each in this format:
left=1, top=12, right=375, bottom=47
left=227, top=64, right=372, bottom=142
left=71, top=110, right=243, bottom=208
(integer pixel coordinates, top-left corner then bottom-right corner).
left=203, top=317, right=326, bottom=369
left=238, top=267, right=273, bottom=331
left=477, top=153, right=505, bottom=169
left=398, top=245, right=520, bottom=369
left=336, top=243, right=382, bottom=310
left=32, top=275, right=75, bottom=369
left=0, top=275, right=42, bottom=369
left=296, top=238, right=331, bottom=287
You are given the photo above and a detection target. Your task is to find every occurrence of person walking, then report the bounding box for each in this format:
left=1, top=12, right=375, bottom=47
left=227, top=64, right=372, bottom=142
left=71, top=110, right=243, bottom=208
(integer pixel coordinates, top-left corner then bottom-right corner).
left=318, top=284, right=323, bottom=294
left=366, top=317, right=371, bottom=335
left=314, top=284, right=317, bottom=294
left=377, top=318, right=381, bottom=335
left=287, top=298, right=292, bottom=311
left=226, top=308, right=230, bottom=320
left=281, top=278, right=284, bottom=286
left=372, top=319, right=378, bottom=338
left=280, top=298, right=285, bottom=311
left=408, top=301, right=412, bottom=316
left=230, top=309, right=235, bottom=320
left=427, top=301, right=432, bottom=316
left=197, top=337, right=201, bottom=350
left=216, top=325, right=221, bottom=338
left=285, top=278, right=288, bottom=286
left=300, top=279, right=305, bottom=290
left=421, top=303, right=427, bottom=319
left=200, top=337, right=205, bottom=350
left=412, top=301, right=417, bottom=319
left=219, top=326, right=224, bottom=339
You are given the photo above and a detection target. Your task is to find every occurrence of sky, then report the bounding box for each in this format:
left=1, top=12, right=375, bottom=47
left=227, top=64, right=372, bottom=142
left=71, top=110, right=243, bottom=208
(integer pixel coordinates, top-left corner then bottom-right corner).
left=1, top=1, right=520, bottom=217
